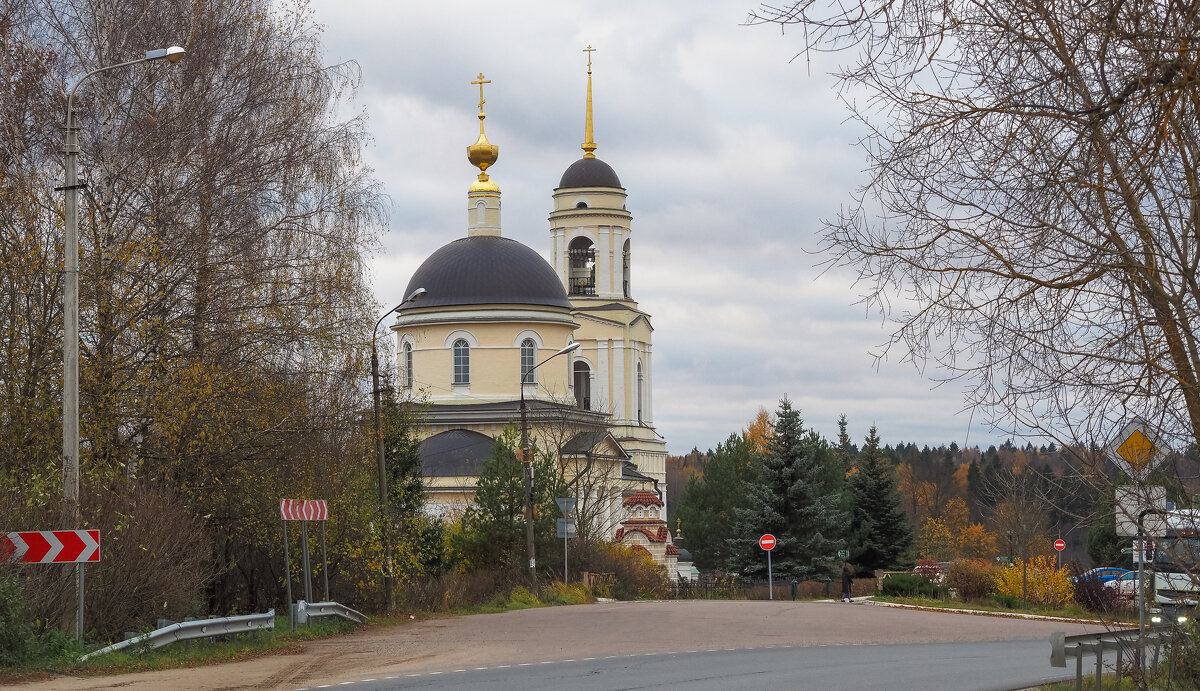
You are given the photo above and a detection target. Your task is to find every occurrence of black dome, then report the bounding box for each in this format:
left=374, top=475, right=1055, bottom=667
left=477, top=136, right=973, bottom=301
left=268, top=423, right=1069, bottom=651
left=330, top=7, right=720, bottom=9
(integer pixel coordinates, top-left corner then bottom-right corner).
left=558, top=157, right=622, bottom=189
left=403, top=235, right=571, bottom=310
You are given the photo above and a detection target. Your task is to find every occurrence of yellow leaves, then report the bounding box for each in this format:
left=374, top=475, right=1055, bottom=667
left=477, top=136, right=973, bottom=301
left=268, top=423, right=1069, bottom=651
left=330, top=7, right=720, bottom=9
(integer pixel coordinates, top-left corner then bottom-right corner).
left=995, top=555, right=1074, bottom=606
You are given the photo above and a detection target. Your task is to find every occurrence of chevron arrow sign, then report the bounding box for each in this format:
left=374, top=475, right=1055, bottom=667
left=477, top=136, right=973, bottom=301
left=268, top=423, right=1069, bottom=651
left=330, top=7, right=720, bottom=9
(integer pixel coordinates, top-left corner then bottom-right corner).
left=0, top=530, right=100, bottom=564
left=279, top=499, right=328, bottom=521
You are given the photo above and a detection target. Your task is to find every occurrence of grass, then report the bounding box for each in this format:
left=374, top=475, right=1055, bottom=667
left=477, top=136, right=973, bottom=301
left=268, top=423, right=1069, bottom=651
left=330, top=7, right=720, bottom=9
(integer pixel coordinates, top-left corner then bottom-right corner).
left=870, top=594, right=1138, bottom=623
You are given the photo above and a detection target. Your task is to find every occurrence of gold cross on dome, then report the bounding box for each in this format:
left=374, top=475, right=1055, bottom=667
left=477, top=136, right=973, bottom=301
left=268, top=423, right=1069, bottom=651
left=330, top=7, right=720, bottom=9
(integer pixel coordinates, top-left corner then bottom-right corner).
left=471, top=73, right=491, bottom=113
left=583, top=45, right=596, bottom=74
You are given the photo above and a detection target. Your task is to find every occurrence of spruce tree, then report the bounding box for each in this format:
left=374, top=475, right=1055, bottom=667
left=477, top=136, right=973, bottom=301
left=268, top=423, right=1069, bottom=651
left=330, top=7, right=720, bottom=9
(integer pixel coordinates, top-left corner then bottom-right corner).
left=726, top=398, right=848, bottom=580
left=675, top=433, right=757, bottom=571
left=848, top=425, right=913, bottom=573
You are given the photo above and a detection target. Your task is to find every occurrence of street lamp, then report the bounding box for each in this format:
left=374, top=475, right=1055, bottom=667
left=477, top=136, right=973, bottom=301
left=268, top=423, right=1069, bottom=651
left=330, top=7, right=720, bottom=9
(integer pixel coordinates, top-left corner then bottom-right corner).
left=59, top=45, right=186, bottom=638
left=519, top=341, right=581, bottom=585
left=371, top=287, right=426, bottom=610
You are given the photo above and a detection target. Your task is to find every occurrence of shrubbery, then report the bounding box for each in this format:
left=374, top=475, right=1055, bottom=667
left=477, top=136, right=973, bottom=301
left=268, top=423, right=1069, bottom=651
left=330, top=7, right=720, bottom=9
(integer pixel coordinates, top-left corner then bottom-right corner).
left=882, top=572, right=945, bottom=598
left=945, top=559, right=996, bottom=601
left=995, top=555, right=1073, bottom=607
left=1069, top=566, right=1122, bottom=615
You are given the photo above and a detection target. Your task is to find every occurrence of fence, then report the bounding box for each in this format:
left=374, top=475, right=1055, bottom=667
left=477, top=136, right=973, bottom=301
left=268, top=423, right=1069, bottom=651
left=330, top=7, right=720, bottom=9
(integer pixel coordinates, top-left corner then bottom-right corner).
left=79, top=610, right=275, bottom=661
left=668, top=576, right=871, bottom=600
left=1050, top=624, right=1190, bottom=690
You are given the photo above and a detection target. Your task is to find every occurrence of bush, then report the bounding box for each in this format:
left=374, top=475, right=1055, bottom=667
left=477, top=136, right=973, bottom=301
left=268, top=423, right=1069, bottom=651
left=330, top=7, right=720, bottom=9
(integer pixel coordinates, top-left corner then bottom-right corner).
left=995, top=556, right=1074, bottom=607
left=0, top=574, right=33, bottom=666
left=882, top=572, right=945, bottom=598
left=1069, top=565, right=1121, bottom=615
left=569, top=541, right=668, bottom=600
left=991, top=593, right=1029, bottom=610
left=945, top=559, right=996, bottom=601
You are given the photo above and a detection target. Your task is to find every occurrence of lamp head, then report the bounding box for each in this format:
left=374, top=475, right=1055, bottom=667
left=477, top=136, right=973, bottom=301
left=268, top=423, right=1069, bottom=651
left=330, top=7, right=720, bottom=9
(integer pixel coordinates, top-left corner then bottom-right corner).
left=405, top=287, right=428, bottom=303
left=557, top=342, right=582, bottom=356
left=146, top=46, right=187, bottom=63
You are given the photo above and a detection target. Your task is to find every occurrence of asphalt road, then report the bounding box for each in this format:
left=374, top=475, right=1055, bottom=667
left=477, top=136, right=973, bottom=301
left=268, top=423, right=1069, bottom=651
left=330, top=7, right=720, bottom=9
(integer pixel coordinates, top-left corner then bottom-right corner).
left=297, top=639, right=1080, bottom=691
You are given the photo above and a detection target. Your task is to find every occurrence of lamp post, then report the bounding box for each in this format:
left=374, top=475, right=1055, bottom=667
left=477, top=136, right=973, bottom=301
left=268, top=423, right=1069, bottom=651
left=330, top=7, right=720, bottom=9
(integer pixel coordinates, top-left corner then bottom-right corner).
left=60, top=45, right=185, bottom=639
left=371, top=287, right=426, bottom=611
left=519, top=341, right=581, bottom=585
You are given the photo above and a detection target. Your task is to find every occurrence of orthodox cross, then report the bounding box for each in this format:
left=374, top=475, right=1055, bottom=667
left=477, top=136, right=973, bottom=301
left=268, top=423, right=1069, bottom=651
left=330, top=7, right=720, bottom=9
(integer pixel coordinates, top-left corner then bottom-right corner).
left=471, top=73, right=491, bottom=113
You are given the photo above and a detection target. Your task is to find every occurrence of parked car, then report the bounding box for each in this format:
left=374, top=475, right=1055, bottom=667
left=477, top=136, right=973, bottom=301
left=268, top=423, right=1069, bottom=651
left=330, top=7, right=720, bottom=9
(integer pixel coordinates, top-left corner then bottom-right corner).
left=1105, top=570, right=1142, bottom=596
left=1075, top=567, right=1130, bottom=584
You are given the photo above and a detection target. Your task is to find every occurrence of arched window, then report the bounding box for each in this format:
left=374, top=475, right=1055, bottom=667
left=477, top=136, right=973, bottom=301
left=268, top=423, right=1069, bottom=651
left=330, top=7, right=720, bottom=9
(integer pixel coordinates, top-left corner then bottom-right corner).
left=573, top=361, right=591, bottom=410
left=575, top=201, right=588, bottom=209
left=521, top=338, right=537, bottom=384
left=568, top=236, right=596, bottom=296
left=637, top=362, right=644, bottom=423
left=453, top=339, right=470, bottom=384
left=622, top=239, right=631, bottom=299
left=402, top=342, right=413, bottom=388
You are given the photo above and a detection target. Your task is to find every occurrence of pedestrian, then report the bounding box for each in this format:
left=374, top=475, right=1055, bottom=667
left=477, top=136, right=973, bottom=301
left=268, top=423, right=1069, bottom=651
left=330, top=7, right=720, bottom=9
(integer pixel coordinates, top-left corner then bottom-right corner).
left=841, top=562, right=853, bottom=602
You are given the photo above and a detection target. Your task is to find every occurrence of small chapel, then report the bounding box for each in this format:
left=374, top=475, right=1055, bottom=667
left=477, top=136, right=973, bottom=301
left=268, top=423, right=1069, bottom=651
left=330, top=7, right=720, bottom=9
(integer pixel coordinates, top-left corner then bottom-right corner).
left=389, top=50, right=671, bottom=561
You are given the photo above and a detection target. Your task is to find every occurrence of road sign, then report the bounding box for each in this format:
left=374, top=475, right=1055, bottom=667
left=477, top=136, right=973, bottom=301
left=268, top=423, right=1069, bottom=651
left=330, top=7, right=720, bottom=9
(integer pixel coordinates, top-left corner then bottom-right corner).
left=1115, top=486, right=1167, bottom=537
left=555, top=497, right=576, bottom=517
left=837, top=549, right=849, bottom=560
left=759, top=534, right=776, bottom=551
left=1053, top=539, right=1066, bottom=552
left=0, top=530, right=99, bottom=564
left=556, top=518, right=576, bottom=539
left=1104, top=418, right=1168, bottom=481
left=279, top=499, right=328, bottom=521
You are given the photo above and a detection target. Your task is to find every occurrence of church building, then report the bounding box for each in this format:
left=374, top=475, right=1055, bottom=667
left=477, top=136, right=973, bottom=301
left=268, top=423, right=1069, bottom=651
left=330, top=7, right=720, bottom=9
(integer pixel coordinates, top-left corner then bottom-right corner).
left=390, top=53, right=669, bottom=549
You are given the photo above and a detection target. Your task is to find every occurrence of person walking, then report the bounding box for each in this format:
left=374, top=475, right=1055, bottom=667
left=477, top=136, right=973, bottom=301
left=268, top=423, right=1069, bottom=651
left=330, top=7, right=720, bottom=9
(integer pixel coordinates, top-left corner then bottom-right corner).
left=841, top=562, right=854, bottom=602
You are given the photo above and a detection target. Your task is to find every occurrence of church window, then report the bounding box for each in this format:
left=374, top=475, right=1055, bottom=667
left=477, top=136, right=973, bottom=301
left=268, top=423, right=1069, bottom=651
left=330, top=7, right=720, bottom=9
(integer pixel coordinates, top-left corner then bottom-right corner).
left=637, top=507, right=644, bottom=518
left=453, top=339, right=470, bottom=384
left=402, top=342, right=413, bottom=388
left=575, top=201, right=588, bottom=209
left=622, top=239, right=631, bottom=299
left=637, top=362, right=644, bottom=423
left=568, top=237, right=596, bottom=296
left=475, top=200, right=487, bottom=225
left=521, top=338, right=537, bottom=384
left=573, top=361, right=591, bottom=410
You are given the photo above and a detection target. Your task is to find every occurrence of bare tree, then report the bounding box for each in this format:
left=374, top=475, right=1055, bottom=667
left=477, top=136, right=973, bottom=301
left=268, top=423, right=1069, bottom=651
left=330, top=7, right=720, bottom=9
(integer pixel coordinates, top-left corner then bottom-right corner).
left=750, top=1, right=1200, bottom=452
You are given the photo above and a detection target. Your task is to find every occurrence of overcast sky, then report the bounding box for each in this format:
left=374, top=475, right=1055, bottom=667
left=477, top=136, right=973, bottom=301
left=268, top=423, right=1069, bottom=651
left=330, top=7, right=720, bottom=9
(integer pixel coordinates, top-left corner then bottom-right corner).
left=308, top=0, right=1009, bottom=455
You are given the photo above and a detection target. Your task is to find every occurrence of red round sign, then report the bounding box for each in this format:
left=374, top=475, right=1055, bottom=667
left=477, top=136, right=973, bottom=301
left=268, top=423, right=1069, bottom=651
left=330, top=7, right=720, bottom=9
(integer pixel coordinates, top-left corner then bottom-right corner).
left=1053, top=539, right=1066, bottom=552
left=759, top=534, right=777, bottom=551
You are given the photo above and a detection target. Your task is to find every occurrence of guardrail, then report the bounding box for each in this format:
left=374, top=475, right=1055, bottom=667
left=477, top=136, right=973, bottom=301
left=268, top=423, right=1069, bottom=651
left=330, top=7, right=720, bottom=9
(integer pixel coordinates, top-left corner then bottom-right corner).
left=1050, top=625, right=1183, bottom=690
left=80, top=610, right=275, bottom=662
left=295, top=600, right=367, bottom=625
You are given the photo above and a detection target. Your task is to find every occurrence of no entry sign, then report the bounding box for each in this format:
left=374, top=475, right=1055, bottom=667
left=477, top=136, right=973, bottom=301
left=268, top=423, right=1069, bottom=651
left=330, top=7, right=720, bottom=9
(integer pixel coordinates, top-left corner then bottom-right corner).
left=1053, top=539, right=1066, bottom=552
left=0, top=530, right=100, bottom=564
left=759, top=533, right=777, bottom=551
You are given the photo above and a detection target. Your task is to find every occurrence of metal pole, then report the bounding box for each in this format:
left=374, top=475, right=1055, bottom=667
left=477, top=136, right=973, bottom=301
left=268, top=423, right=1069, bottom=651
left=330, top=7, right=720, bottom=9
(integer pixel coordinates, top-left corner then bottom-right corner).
left=282, top=521, right=294, bottom=632
left=301, top=520, right=312, bottom=606
left=520, top=343, right=580, bottom=588
left=564, top=524, right=569, bottom=584
left=370, top=338, right=394, bottom=611
left=321, top=520, right=329, bottom=602
left=59, top=49, right=184, bottom=639
left=768, top=548, right=773, bottom=600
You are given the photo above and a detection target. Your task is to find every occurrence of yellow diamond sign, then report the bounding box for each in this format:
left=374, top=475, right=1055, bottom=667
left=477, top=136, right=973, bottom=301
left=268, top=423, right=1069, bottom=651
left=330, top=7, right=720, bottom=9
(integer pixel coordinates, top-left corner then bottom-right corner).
left=1104, top=418, right=1167, bottom=481
left=1116, top=430, right=1158, bottom=472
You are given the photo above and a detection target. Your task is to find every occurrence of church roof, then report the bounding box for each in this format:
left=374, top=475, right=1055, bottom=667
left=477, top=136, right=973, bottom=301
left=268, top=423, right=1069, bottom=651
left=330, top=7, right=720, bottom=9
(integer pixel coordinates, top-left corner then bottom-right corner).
left=403, top=235, right=571, bottom=310
left=419, top=429, right=494, bottom=476
left=558, top=156, right=622, bottom=189
left=622, top=490, right=664, bottom=508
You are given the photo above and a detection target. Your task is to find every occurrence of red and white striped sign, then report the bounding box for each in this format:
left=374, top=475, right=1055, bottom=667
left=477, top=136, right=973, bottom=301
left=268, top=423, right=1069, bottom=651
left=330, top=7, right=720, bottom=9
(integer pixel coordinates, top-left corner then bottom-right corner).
left=0, top=530, right=100, bottom=564
left=279, top=499, right=328, bottom=521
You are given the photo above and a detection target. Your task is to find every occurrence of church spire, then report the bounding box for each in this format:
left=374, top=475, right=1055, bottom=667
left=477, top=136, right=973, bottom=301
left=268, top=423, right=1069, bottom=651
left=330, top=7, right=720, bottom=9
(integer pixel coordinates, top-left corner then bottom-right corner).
left=467, top=73, right=500, bottom=193
left=581, top=45, right=597, bottom=159
left=466, top=73, right=501, bottom=236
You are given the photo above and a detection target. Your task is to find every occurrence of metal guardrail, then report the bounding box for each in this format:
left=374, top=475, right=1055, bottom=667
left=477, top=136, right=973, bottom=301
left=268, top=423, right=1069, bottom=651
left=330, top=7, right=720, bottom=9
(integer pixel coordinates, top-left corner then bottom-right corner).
left=80, top=609, right=275, bottom=661
left=296, top=600, right=367, bottom=624
left=1050, top=625, right=1182, bottom=690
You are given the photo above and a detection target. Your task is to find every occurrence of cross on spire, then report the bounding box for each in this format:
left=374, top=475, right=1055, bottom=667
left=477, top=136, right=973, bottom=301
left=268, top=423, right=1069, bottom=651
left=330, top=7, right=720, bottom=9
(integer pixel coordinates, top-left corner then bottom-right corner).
left=583, top=45, right=596, bottom=75
left=471, top=73, right=491, bottom=114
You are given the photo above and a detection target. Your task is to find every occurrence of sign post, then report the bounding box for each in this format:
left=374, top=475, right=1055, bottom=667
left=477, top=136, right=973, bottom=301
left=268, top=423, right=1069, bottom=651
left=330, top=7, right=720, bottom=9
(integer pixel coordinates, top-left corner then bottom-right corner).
left=759, top=534, right=776, bottom=600
left=556, top=498, right=577, bottom=583
left=1, top=530, right=99, bottom=637
left=280, top=499, right=329, bottom=629
left=1053, top=538, right=1066, bottom=569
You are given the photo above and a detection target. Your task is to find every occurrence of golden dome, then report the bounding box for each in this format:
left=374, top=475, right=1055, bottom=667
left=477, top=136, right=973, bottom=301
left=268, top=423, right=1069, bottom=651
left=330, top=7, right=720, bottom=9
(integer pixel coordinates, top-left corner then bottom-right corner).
left=467, top=73, right=499, bottom=192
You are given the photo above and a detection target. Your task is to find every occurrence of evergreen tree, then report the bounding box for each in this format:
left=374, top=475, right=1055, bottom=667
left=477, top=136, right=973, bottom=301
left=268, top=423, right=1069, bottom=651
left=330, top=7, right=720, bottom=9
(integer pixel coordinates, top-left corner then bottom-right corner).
left=454, top=425, right=565, bottom=572
left=726, top=398, right=848, bottom=580
left=847, top=425, right=914, bottom=573
left=674, top=434, right=757, bottom=571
